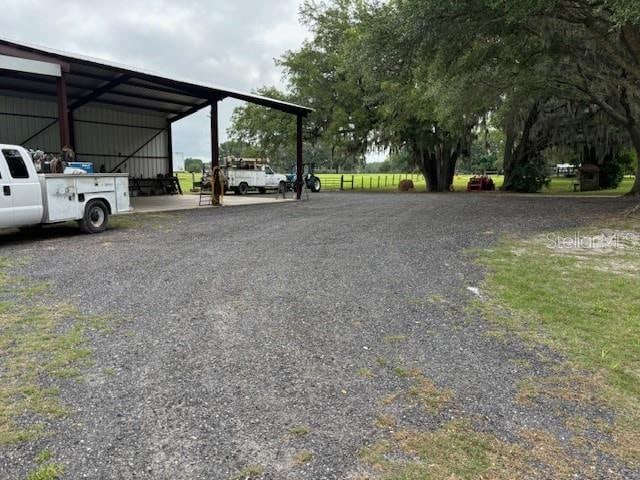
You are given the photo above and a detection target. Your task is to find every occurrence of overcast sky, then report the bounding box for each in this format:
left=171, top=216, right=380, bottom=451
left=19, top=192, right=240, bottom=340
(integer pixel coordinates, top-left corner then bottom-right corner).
left=1, top=0, right=309, bottom=167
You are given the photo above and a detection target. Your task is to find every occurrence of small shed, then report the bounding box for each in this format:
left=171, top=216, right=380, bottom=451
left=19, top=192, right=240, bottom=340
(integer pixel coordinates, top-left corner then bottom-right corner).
left=579, top=164, right=600, bottom=191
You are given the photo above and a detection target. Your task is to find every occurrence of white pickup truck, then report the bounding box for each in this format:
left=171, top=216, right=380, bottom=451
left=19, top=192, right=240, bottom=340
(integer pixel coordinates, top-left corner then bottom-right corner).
left=0, top=145, right=130, bottom=234
left=224, top=164, right=288, bottom=195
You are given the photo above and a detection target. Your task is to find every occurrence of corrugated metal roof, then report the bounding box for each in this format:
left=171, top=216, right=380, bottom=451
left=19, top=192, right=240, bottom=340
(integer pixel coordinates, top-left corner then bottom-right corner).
left=0, top=36, right=313, bottom=118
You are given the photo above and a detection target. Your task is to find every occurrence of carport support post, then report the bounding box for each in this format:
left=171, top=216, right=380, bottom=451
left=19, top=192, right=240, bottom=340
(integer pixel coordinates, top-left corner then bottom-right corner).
left=167, top=120, right=173, bottom=175
left=296, top=114, right=303, bottom=200
left=210, top=101, right=221, bottom=205
left=56, top=73, right=71, bottom=151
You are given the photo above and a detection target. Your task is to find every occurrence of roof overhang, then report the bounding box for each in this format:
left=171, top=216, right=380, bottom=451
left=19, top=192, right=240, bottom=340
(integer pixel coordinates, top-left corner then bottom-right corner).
left=0, top=36, right=313, bottom=119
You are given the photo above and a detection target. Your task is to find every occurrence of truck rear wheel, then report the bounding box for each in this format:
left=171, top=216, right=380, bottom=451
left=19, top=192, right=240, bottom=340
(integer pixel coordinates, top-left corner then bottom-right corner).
left=79, top=200, right=109, bottom=234
left=238, top=182, right=249, bottom=195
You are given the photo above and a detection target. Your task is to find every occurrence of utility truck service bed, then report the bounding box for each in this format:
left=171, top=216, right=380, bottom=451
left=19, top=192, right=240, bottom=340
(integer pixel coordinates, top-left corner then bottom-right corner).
left=0, top=145, right=130, bottom=234
left=222, top=158, right=287, bottom=195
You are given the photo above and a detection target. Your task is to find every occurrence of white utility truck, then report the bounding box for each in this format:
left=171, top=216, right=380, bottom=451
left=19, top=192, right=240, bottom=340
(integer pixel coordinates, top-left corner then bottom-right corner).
left=0, top=145, right=130, bottom=234
left=223, top=159, right=287, bottom=195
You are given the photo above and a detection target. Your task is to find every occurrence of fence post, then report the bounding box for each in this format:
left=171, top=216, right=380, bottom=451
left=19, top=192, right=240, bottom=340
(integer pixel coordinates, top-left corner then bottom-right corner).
left=340, top=174, right=344, bottom=191
left=369, top=177, right=372, bottom=189
left=352, top=175, right=355, bottom=190
left=385, top=176, right=388, bottom=187
left=377, top=176, right=380, bottom=188
left=362, top=176, right=364, bottom=189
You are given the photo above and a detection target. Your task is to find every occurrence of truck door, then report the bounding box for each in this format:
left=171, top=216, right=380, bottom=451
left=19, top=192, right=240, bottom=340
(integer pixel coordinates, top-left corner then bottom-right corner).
left=0, top=157, right=13, bottom=228
left=264, top=166, right=277, bottom=188
left=1, top=148, right=43, bottom=226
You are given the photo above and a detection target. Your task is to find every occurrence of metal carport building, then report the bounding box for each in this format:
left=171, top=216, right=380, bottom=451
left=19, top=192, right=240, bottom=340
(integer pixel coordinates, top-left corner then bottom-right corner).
left=0, top=37, right=312, bottom=198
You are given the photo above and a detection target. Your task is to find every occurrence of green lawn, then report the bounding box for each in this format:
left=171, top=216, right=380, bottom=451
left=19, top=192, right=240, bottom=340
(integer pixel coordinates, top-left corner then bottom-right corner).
left=542, top=176, right=635, bottom=195
left=174, top=170, right=635, bottom=196
left=0, top=258, right=97, bottom=478
left=317, top=173, right=636, bottom=195
left=479, top=226, right=640, bottom=396
left=477, top=217, right=640, bottom=466
left=175, top=171, right=198, bottom=193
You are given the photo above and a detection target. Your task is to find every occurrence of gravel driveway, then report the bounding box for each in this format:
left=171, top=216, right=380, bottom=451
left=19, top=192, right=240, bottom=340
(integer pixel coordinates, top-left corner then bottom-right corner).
left=1, top=192, right=637, bottom=479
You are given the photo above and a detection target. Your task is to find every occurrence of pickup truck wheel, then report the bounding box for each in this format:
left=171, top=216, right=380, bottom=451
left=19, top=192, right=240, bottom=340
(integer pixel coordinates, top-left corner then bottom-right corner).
left=238, top=182, right=249, bottom=195
left=79, top=200, right=109, bottom=234
left=311, top=177, right=321, bottom=192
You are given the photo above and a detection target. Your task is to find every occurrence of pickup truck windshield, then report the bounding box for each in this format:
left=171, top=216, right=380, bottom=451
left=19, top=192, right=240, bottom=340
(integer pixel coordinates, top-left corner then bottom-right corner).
left=2, top=149, right=29, bottom=179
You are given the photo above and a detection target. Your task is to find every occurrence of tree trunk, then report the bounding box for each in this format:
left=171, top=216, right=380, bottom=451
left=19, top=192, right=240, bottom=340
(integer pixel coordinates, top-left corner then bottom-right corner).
left=415, top=144, right=459, bottom=192
left=502, top=101, right=541, bottom=190
left=502, top=126, right=516, bottom=187
left=626, top=123, right=640, bottom=196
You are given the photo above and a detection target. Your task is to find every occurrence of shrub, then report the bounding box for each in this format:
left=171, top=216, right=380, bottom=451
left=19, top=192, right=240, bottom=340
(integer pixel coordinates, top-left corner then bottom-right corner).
left=599, top=159, right=625, bottom=189
left=510, top=161, right=550, bottom=193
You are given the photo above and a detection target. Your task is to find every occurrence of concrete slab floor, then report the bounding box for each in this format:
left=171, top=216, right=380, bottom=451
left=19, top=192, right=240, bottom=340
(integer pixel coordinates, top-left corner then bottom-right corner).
left=129, top=193, right=294, bottom=213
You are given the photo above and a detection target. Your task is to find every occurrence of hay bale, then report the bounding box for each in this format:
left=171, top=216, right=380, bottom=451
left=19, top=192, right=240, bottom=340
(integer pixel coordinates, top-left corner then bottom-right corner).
left=398, top=179, right=414, bottom=191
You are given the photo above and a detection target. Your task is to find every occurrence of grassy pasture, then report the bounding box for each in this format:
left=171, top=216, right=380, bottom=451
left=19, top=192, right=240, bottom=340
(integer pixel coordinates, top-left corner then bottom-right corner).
left=174, top=170, right=634, bottom=196
left=316, top=173, right=635, bottom=195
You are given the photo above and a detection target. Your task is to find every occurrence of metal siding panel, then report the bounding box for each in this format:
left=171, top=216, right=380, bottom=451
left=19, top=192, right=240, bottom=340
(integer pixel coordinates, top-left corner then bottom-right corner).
left=0, top=95, right=59, bottom=151
left=0, top=97, right=168, bottom=177
left=74, top=105, right=167, bottom=177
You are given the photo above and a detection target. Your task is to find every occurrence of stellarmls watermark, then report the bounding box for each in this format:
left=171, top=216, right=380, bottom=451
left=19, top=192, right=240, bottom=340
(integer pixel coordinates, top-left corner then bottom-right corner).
left=545, top=231, right=639, bottom=250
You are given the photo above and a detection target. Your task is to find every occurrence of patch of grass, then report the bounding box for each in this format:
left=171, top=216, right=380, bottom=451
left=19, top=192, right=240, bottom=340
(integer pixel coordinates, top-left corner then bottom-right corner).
left=230, top=464, right=264, bottom=480
left=383, top=334, right=407, bottom=344
left=0, top=260, right=94, bottom=446
left=21, top=282, right=50, bottom=299
left=288, top=425, right=310, bottom=437
left=518, top=428, right=585, bottom=478
left=36, top=449, right=53, bottom=464
left=358, top=439, right=392, bottom=470
left=107, top=215, right=137, bottom=230
left=108, top=212, right=173, bottom=231
left=374, top=414, right=397, bottom=429
left=509, top=358, right=533, bottom=369
left=392, top=366, right=421, bottom=378
left=88, top=313, right=120, bottom=333
left=403, top=295, right=425, bottom=306
left=477, top=219, right=640, bottom=467
left=380, top=368, right=452, bottom=414
left=25, top=462, right=64, bottom=480
left=380, top=392, right=401, bottom=406
left=360, top=421, right=528, bottom=480
left=375, top=356, right=388, bottom=367
left=356, top=368, right=375, bottom=379
left=427, top=293, right=447, bottom=303
left=405, top=377, right=454, bottom=414
left=293, top=450, right=313, bottom=464
left=362, top=419, right=606, bottom=479
left=477, top=223, right=640, bottom=396
left=516, top=372, right=603, bottom=406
